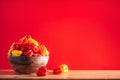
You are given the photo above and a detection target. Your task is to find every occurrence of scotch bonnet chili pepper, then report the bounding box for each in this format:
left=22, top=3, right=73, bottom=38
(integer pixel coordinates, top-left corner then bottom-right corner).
left=53, top=64, right=69, bottom=74
left=59, top=64, right=69, bottom=73
left=36, top=66, right=47, bottom=76
left=53, top=67, right=62, bottom=74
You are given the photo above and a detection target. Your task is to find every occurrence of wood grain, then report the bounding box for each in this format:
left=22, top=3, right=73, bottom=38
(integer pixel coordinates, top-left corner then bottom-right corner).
left=0, top=70, right=120, bottom=79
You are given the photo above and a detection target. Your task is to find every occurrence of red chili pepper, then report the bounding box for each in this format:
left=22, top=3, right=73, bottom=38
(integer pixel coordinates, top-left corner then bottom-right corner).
left=30, top=44, right=39, bottom=52
left=24, top=50, right=33, bottom=56
left=22, top=38, right=28, bottom=46
left=19, top=35, right=31, bottom=46
left=53, top=67, right=62, bottom=74
left=36, top=66, right=47, bottom=76
left=12, top=43, right=21, bottom=50
left=25, top=35, right=31, bottom=39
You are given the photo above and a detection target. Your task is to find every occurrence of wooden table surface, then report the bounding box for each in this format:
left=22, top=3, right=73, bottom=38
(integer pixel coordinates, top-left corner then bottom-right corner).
left=0, top=70, right=120, bottom=79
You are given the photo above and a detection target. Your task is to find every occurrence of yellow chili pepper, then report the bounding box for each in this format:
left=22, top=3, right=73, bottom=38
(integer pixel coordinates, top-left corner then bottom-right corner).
left=28, top=38, right=39, bottom=46
left=11, top=50, right=23, bottom=56
left=8, top=49, right=12, bottom=56
left=45, top=50, right=49, bottom=56
left=59, top=64, right=69, bottom=73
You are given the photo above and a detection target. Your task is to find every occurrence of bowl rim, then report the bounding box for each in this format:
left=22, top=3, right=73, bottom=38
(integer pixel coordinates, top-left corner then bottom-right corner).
left=8, top=56, right=49, bottom=58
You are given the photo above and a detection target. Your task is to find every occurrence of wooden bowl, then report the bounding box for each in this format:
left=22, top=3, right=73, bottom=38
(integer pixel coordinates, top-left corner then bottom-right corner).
left=8, top=56, right=49, bottom=74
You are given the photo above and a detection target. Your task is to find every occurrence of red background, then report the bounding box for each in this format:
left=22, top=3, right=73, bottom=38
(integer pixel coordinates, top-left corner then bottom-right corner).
left=0, top=0, right=120, bottom=70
